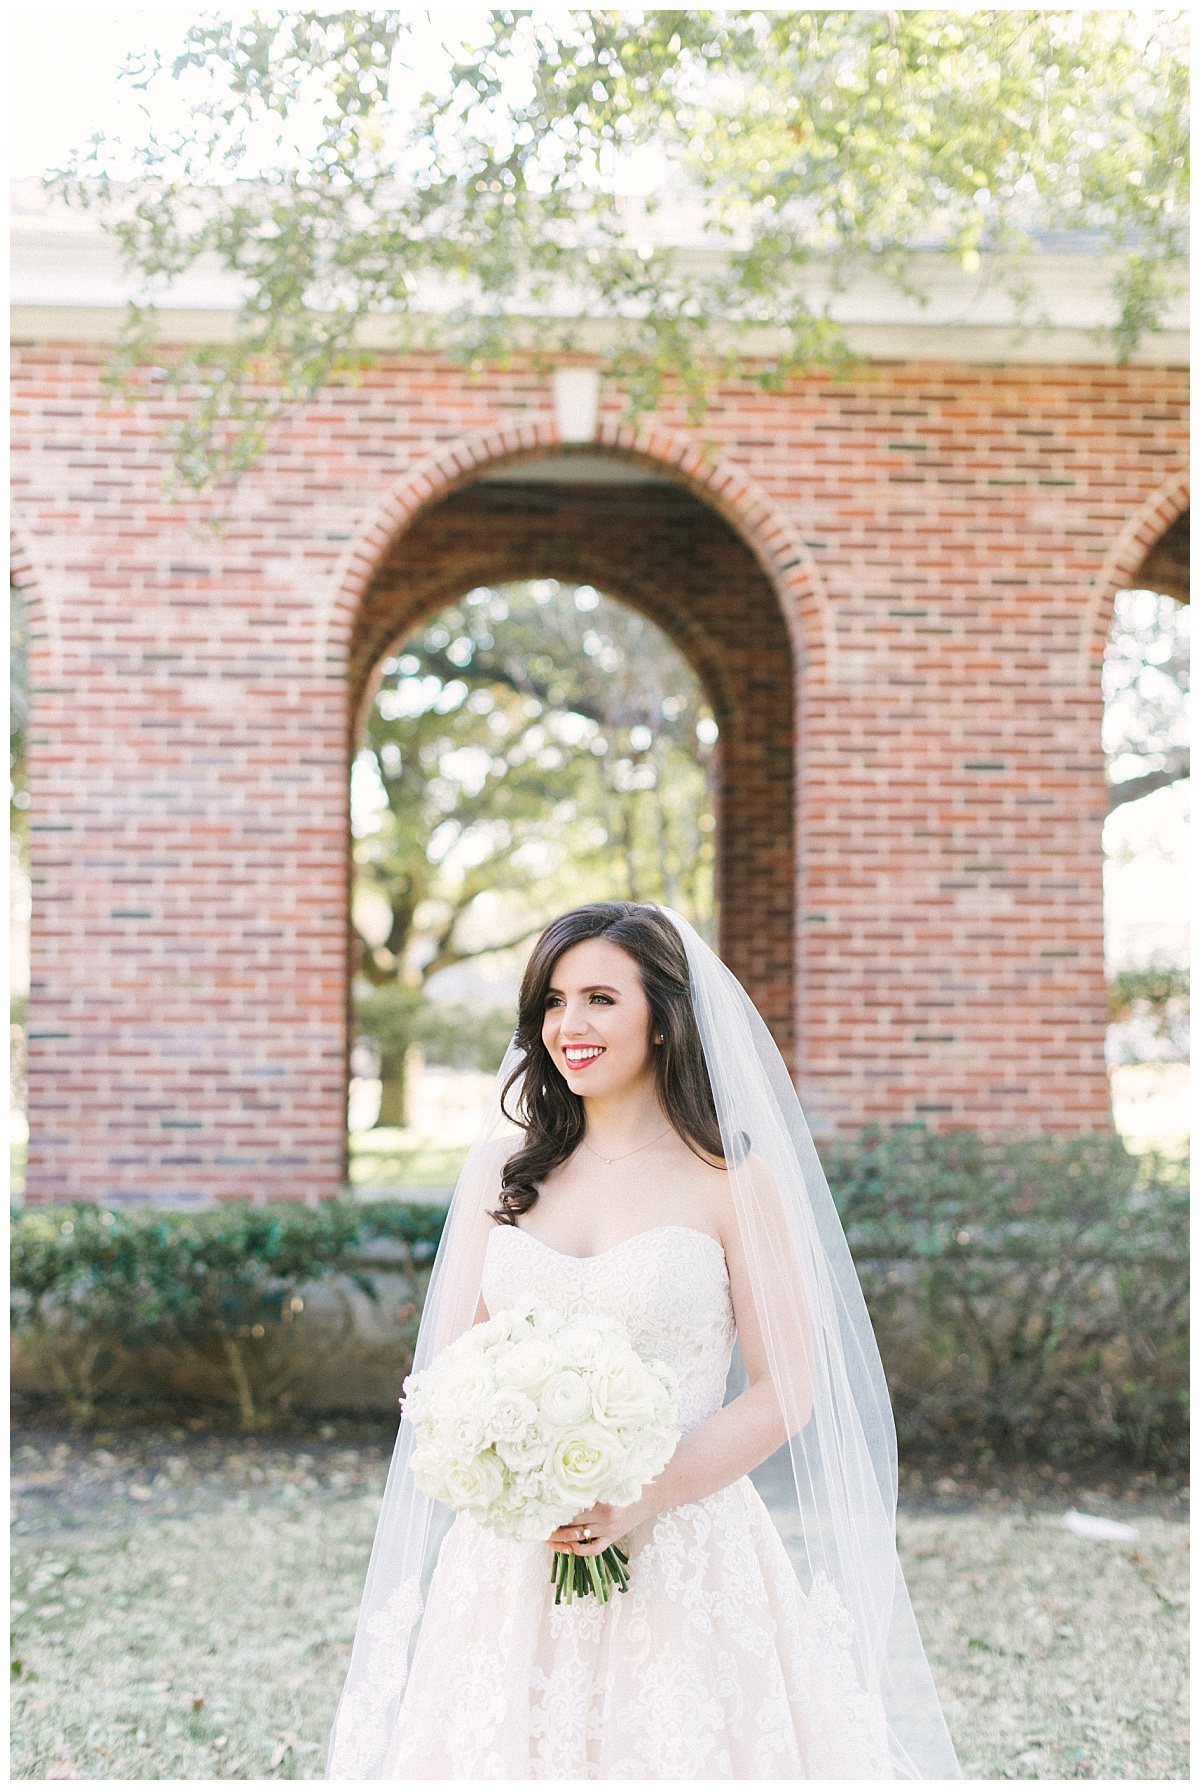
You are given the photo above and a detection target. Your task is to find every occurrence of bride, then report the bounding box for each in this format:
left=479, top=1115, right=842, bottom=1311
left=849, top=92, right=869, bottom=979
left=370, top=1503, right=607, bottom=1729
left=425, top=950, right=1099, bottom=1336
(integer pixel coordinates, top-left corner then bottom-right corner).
left=329, top=903, right=960, bottom=1780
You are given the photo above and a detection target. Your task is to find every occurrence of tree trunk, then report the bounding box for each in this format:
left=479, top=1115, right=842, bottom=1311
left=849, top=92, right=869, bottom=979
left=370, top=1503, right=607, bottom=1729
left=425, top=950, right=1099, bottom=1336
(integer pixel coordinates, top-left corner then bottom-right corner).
left=221, top=1336, right=258, bottom=1429
left=376, top=1063, right=408, bottom=1128
left=1107, top=762, right=1188, bottom=811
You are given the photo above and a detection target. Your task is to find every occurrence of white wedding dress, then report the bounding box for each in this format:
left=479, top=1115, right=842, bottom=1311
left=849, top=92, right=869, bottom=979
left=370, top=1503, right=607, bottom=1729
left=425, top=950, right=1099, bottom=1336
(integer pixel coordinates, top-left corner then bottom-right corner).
left=381, top=1223, right=894, bottom=1780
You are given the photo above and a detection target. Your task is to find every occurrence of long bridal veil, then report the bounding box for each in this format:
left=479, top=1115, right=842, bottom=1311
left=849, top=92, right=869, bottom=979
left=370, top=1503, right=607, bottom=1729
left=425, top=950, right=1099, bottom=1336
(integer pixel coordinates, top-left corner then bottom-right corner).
left=327, top=907, right=961, bottom=1780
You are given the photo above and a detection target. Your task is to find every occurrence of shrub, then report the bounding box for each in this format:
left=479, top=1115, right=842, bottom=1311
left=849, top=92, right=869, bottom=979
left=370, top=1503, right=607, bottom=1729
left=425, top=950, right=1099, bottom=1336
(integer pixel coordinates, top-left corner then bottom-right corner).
left=10, top=1201, right=445, bottom=1426
left=11, top=1133, right=1188, bottom=1462
left=824, top=1128, right=1189, bottom=1466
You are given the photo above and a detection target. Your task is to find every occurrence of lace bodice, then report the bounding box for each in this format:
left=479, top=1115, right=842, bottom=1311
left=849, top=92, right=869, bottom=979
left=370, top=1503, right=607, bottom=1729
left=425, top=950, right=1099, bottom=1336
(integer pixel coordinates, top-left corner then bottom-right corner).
left=482, top=1223, right=736, bottom=1435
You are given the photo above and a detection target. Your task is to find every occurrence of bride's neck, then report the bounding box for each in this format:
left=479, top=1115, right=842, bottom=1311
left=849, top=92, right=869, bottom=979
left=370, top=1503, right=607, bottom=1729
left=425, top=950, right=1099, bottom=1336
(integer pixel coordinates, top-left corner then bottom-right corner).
left=580, top=1080, right=668, bottom=1154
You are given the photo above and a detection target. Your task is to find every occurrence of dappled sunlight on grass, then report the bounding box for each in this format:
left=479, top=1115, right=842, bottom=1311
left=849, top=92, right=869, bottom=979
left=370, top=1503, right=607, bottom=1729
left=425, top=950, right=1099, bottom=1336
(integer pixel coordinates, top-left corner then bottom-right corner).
left=10, top=1426, right=1188, bottom=1780
left=902, top=1508, right=1188, bottom=1779
left=346, top=1129, right=468, bottom=1196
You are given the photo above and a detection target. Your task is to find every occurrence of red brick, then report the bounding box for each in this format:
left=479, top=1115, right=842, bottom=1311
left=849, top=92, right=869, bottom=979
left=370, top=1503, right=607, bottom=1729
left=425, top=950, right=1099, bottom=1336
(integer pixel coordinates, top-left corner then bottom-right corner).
left=11, top=350, right=1188, bottom=1202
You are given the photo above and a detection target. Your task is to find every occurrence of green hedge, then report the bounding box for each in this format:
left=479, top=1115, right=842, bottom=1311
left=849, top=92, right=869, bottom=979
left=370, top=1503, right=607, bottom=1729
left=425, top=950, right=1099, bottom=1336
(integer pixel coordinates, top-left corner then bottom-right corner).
left=10, top=1201, right=445, bottom=1426
left=11, top=1132, right=1188, bottom=1462
left=824, top=1129, right=1188, bottom=1466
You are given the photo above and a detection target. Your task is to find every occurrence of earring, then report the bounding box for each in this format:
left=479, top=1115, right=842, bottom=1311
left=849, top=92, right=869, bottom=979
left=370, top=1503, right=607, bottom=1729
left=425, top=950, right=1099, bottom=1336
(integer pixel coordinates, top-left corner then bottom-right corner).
left=654, top=1035, right=663, bottom=1045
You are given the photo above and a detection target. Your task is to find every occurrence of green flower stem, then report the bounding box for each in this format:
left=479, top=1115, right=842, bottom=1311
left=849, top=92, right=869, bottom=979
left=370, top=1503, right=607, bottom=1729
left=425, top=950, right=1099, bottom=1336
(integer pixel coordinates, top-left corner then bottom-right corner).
left=549, top=1544, right=631, bottom=1605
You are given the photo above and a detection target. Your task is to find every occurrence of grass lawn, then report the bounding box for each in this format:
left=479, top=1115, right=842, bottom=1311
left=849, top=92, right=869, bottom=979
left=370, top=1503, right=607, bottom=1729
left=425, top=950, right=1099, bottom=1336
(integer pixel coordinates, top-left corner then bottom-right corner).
left=344, top=1129, right=468, bottom=1197
left=10, top=1425, right=1189, bottom=1781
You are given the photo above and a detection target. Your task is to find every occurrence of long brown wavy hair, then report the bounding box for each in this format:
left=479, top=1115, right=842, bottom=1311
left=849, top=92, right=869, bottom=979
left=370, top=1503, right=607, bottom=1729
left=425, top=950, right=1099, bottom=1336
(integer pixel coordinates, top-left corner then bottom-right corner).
left=494, top=902, right=725, bottom=1224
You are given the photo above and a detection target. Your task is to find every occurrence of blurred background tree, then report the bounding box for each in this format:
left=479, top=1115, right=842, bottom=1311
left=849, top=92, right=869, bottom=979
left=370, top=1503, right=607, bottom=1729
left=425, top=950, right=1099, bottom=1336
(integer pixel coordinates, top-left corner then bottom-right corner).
left=1104, top=588, right=1189, bottom=812
left=349, top=580, right=716, bottom=1125
left=52, top=8, right=1189, bottom=491
left=1103, top=585, right=1189, bottom=1073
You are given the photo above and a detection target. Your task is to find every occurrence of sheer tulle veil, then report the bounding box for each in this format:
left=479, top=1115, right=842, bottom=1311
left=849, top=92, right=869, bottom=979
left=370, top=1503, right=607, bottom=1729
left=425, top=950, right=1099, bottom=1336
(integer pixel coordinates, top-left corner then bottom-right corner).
left=327, top=905, right=961, bottom=1780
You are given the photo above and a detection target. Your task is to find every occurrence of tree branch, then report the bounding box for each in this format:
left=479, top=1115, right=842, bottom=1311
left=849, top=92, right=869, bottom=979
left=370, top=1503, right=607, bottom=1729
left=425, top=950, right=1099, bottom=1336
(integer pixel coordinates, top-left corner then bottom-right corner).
left=1107, top=760, right=1189, bottom=812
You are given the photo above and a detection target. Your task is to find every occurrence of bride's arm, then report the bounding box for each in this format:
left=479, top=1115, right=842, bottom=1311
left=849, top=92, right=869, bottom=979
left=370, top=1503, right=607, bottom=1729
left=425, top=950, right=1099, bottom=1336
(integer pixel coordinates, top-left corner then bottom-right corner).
left=553, top=1161, right=813, bottom=1556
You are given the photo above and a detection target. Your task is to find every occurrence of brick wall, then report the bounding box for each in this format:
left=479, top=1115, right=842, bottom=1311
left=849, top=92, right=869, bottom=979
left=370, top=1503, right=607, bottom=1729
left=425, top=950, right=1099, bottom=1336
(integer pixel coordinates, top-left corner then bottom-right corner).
left=11, top=345, right=1189, bottom=1202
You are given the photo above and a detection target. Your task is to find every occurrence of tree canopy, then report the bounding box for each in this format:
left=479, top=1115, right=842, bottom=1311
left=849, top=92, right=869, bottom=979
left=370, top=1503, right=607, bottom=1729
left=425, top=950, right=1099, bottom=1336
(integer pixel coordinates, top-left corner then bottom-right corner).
left=354, top=577, right=716, bottom=981
left=350, top=577, right=716, bottom=1117
left=55, top=8, right=1189, bottom=490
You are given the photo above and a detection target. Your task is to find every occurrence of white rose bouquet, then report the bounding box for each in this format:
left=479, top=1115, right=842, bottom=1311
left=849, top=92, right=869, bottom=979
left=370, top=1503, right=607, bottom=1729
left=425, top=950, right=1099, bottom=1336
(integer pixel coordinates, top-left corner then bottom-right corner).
left=402, top=1300, right=680, bottom=1603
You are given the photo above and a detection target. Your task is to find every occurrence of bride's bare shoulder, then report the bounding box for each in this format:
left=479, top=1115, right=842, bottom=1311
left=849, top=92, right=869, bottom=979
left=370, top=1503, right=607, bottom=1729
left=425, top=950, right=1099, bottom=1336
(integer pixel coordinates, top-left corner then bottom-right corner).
left=702, top=1146, right=790, bottom=1237
left=663, top=1135, right=729, bottom=1234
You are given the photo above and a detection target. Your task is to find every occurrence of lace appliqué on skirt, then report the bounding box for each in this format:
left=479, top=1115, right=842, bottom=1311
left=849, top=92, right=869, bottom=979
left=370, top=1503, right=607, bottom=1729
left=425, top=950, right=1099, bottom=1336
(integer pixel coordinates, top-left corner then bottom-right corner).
left=384, top=1478, right=892, bottom=1781
left=329, top=1578, right=423, bottom=1779
left=367, top=1226, right=894, bottom=1781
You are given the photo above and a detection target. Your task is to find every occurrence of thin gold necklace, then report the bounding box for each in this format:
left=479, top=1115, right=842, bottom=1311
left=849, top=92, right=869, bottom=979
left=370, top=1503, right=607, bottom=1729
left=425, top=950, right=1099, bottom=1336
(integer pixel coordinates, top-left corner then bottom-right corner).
left=580, top=1125, right=673, bottom=1167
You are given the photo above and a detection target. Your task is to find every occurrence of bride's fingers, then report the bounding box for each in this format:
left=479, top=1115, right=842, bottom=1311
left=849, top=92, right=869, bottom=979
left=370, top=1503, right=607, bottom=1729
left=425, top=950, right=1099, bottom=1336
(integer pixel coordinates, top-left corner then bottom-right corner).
left=551, top=1516, right=602, bottom=1540
left=548, top=1523, right=613, bottom=1553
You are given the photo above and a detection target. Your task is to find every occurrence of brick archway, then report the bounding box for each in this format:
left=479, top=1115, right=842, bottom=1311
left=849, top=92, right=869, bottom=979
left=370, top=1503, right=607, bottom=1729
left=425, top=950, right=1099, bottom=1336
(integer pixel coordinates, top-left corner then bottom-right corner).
left=1079, top=471, right=1191, bottom=677
left=318, top=421, right=832, bottom=678
left=17, top=334, right=1186, bottom=1205
left=344, top=460, right=800, bottom=1063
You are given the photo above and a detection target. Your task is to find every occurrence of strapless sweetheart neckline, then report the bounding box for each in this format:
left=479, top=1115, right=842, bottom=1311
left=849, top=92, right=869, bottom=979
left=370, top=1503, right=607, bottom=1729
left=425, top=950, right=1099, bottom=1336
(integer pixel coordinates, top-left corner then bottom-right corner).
left=495, top=1221, right=726, bottom=1266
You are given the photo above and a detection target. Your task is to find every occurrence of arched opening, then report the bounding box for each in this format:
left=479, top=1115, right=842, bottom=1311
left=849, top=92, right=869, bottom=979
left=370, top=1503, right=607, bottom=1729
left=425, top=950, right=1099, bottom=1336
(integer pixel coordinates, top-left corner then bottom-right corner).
left=1131, top=509, right=1189, bottom=608
left=1103, top=507, right=1190, bottom=1156
left=344, top=451, right=798, bottom=1179
left=348, top=576, right=720, bottom=1184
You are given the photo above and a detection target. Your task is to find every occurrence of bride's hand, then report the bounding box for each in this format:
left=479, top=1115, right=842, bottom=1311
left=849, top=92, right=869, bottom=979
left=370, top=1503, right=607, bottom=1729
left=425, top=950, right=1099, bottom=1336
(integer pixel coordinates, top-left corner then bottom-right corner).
left=548, top=1497, right=652, bottom=1555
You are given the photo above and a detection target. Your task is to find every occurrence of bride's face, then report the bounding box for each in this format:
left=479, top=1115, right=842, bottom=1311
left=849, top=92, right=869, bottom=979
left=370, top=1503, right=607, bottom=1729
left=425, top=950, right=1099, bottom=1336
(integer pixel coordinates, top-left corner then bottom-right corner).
left=541, top=938, right=657, bottom=1098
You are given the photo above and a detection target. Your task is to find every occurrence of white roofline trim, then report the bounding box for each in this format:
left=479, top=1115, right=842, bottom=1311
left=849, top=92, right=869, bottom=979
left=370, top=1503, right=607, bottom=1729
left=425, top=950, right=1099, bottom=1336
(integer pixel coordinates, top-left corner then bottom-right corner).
left=9, top=304, right=1188, bottom=367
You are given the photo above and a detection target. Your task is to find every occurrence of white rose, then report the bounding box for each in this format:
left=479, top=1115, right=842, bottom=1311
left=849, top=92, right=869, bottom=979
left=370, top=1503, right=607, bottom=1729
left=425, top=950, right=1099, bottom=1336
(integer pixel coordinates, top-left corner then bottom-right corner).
left=548, top=1423, right=622, bottom=1504
left=539, top=1370, right=594, bottom=1427
left=400, top=1377, right=432, bottom=1425
left=590, top=1356, right=660, bottom=1427
left=482, top=1388, right=538, bottom=1446
left=409, top=1445, right=451, bottom=1501
left=618, top=1432, right=675, bottom=1489
left=504, top=1495, right=564, bottom=1543
left=500, top=1301, right=536, bottom=1334
left=492, top=1337, right=560, bottom=1397
left=442, top=1449, right=507, bottom=1511
left=472, top=1314, right=514, bottom=1347
left=433, top=1351, right=496, bottom=1406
